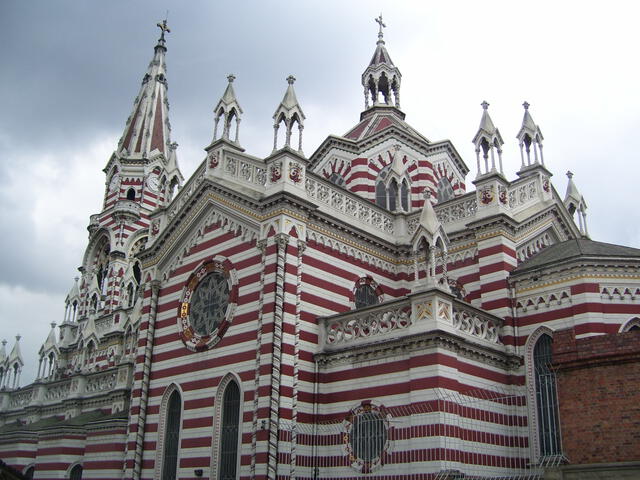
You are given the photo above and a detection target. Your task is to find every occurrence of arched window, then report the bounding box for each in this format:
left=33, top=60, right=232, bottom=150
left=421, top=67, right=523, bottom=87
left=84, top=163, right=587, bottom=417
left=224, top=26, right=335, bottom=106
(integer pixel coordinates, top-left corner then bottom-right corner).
left=329, top=172, right=345, bottom=186
left=533, top=334, right=561, bottom=457
left=375, top=180, right=387, bottom=208
left=69, top=464, right=83, bottom=480
left=388, top=179, right=398, bottom=212
left=219, top=381, right=241, bottom=480
left=437, top=176, right=455, bottom=203
left=161, top=389, right=182, bottom=480
left=127, top=283, right=135, bottom=307
left=24, top=466, right=34, bottom=480
left=126, top=188, right=136, bottom=201
left=400, top=180, right=409, bottom=211
left=355, top=283, right=380, bottom=309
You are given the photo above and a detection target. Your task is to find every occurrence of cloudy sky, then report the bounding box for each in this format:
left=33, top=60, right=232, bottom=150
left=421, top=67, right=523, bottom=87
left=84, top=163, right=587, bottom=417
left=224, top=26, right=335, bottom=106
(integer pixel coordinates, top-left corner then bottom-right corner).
left=2, top=1, right=639, bottom=384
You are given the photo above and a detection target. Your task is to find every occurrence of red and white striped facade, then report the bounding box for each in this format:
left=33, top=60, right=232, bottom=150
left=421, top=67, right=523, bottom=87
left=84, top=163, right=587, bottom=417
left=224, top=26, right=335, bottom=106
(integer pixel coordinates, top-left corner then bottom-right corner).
left=2, top=22, right=640, bottom=480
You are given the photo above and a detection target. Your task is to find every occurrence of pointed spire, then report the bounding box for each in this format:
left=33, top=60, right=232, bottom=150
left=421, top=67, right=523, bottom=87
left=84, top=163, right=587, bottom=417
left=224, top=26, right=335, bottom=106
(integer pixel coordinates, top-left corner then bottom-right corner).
left=273, top=75, right=306, bottom=153
left=472, top=101, right=504, bottom=177
left=517, top=101, right=545, bottom=169
left=5, top=335, right=24, bottom=389
left=362, top=15, right=402, bottom=109
left=564, top=171, right=588, bottom=237
left=118, top=21, right=174, bottom=160
left=40, top=322, right=58, bottom=353
left=212, top=74, right=244, bottom=145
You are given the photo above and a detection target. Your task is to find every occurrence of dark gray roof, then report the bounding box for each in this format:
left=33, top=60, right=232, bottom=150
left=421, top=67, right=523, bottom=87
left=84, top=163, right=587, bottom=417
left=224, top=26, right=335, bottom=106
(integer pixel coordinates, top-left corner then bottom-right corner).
left=0, top=409, right=126, bottom=434
left=513, top=238, right=640, bottom=274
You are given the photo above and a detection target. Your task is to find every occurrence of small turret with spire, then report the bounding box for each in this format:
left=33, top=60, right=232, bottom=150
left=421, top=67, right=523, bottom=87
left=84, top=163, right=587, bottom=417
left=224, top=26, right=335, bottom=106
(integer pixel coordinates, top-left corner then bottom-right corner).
left=517, top=101, right=545, bottom=173
left=472, top=101, right=504, bottom=177
left=362, top=15, right=402, bottom=110
left=272, top=75, right=306, bottom=154
left=564, top=171, right=589, bottom=237
left=211, top=74, right=244, bottom=148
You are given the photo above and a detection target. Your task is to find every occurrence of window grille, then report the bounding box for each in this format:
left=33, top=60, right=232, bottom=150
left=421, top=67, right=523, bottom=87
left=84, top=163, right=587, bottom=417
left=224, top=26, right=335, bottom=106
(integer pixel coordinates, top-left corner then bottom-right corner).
left=349, top=410, right=387, bottom=462
left=69, top=465, right=83, bottom=480
left=161, top=390, right=181, bottom=480
left=219, top=381, right=240, bottom=480
left=355, top=284, right=379, bottom=309
left=534, top=335, right=562, bottom=457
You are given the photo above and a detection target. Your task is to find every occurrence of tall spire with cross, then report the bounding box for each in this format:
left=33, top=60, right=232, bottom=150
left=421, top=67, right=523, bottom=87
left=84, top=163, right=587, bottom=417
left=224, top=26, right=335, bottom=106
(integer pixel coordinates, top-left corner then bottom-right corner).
left=362, top=15, right=402, bottom=110
left=117, top=20, right=175, bottom=161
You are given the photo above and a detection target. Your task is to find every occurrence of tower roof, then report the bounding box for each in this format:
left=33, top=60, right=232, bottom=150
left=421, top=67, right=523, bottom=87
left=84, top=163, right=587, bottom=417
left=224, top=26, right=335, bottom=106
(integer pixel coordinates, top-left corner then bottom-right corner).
left=7, top=335, right=23, bottom=367
left=215, top=74, right=243, bottom=115
left=517, top=101, right=544, bottom=142
left=39, top=323, right=58, bottom=356
left=273, top=75, right=305, bottom=121
left=117, top=20, right=174, bottom=160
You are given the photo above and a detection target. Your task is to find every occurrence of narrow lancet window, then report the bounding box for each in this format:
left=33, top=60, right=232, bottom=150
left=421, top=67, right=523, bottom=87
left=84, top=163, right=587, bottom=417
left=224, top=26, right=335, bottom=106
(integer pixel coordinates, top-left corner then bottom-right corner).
left=534, top=335, right=561, bottom=457
left=219, top=381, right=240, bottom=480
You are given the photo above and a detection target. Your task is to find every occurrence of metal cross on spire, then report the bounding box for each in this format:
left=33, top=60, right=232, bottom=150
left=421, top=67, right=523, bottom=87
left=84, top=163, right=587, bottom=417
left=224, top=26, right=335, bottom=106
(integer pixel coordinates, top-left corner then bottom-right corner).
left=375, top=14, right=386, bottom=41
left=157, top=18, right=171, bottom=43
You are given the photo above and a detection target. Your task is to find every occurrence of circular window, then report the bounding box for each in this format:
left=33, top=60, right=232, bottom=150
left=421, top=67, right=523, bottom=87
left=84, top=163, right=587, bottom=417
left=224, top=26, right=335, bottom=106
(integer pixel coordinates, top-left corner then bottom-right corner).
left=178, top=258, right=237, bottom=351
left=344, top=403, right=389, bottom=472
left=189, top=272, right=229, bottom=336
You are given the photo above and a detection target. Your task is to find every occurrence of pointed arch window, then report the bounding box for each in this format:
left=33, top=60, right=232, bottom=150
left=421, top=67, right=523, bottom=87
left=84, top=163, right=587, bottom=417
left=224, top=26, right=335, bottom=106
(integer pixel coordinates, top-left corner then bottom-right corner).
left=388, top=180, right=398, bottom=212
left=533, top=334, right=561, bottom=457
left=400, top=180, right=409, bottom=211
left=375, top=180, right=387, bottom=209
left=69, top=464, right=83, bottom=480
left=219, top=380, right=241, bottom=480
left=161, top=389, right=182, bottom=480
left=126, top=188, right=136, bottom=201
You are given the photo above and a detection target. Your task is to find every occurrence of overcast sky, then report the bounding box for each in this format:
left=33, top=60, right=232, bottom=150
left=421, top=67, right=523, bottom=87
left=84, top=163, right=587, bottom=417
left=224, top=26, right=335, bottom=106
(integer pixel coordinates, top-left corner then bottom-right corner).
left=2, top=1, right=639, bottom=384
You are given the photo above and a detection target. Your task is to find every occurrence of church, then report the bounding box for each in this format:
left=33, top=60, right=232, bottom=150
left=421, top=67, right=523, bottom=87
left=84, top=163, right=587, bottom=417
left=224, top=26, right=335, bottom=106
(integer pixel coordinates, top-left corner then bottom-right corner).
left=1, top=18, right=639, bottom=480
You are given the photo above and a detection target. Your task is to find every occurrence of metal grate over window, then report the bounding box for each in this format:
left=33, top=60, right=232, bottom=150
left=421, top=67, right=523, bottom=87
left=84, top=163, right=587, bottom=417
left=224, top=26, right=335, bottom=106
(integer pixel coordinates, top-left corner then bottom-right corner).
left=161, top=390, right=181, bottom=480
left=355, top=284, right=379, bottom=309
left=69, top=465, right=83, bottom=480
left=349, top=410, right=388, bottom=462
left=219, top=381, right=241, bottom=480
left=534, top=334, right=562, bottom=457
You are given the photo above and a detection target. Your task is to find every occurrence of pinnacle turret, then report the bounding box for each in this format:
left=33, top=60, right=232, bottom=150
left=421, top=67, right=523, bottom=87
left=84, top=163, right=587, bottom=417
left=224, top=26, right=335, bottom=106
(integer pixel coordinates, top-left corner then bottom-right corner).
left=362, top=15, right=402, bottom=110
left=272, top=75, right=306, bottom=153
left=564, top=171, right=588, bottom=237
left=212, top=74, right=243, bottom=146
left=472, top=101, right=504, bottom=177
left=517, top=101, right=545, bottom=170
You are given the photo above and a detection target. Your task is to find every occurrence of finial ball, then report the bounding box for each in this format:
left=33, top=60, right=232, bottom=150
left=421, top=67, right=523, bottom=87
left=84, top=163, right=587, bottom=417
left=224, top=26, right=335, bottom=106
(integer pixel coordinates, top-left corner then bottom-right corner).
left=286, top=75, right=296, bottom=85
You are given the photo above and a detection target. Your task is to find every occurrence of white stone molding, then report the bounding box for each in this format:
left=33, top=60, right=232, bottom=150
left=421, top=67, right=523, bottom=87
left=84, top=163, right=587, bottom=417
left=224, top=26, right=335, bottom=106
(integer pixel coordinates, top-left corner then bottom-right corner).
left=619, top=317, right=640, bottom=332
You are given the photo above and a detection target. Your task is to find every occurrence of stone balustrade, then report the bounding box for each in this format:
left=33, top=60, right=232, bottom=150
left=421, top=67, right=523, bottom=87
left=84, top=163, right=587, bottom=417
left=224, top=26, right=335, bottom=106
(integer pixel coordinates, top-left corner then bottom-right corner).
left=0, top=364, right=133, bottom=414
left=306, top=177, right=395, bottom=235
left=319, top=288, right=504, bottom=352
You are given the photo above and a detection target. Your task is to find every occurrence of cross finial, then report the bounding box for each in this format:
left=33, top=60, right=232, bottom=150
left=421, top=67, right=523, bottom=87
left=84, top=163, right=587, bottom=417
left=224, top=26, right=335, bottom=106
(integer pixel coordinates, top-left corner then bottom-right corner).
left=287, top=75, right=296, bottom=85
left=375, top=14, right=386, bottom=40
left=481, top=100, right=489, bottom=110
left=157, top=18, right=170, bottom=43
left=227, top=74, right=236, bottom=83
left=566, top=170, right=573, bottom=179
left=523, top=101, right=530, bottom=110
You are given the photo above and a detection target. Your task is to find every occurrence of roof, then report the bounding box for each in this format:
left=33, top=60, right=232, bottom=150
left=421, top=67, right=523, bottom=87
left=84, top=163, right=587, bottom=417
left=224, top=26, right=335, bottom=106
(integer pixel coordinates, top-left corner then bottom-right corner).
left=513, top=238, right=640, bottom=273
left=0, top=409, right=127, bottom=434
